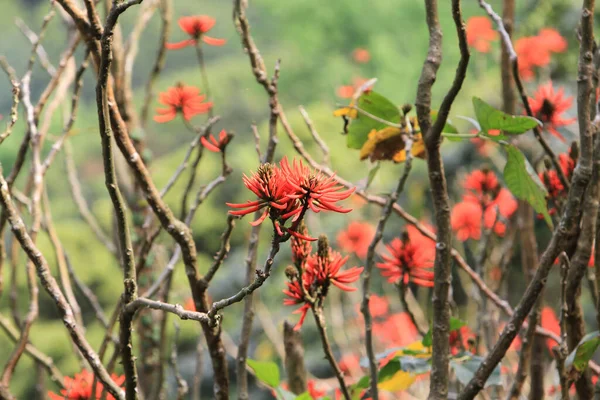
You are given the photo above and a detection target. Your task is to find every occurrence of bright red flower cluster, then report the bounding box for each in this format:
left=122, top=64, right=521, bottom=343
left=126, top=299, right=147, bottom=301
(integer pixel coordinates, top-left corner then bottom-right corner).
left=228, top=157, right=354, bottom=240
left=166, top=16, right=226, bottom=50
left=48, top=370, right=125, bottom=400
left=376, top=225, right=435, bottom=287
left=336, top=220, right=375, bottom=259
left=201, top=129, right=232, bottom=153
left=449, top=326, right=477, bottom=355
left=451, top=169, right=518, bottom=241
left=154, top=83, right=213, bottom=123
left=516, top=29, right=567, bottom=80
left=283, top=236, right=363, bottom=330
left=529, top=81, right=576, bottom=142
left=465, top=16, right=498, bottom=53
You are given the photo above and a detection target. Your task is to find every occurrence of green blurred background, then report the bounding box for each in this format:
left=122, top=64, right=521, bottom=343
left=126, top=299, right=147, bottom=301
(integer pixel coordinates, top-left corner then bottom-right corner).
left=0, top=0, right=588, bottom=398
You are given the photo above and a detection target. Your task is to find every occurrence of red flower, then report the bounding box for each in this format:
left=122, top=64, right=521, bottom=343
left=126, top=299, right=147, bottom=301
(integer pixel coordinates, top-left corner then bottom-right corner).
left=200, top=129, right=231, bottom=152
left=359, top=294, right=390, bottom=319
left=377, top=226, right=435, bottom=287
left=283, top=238, right=363, bottom=330
left=336, top=221, right=375, bottom=259
left=529, top=82, right=576, bottom=142
left=48, top=370, right=125, bottom=400
left=336, top=77, right=370, bottom=99
left=451, top=201, right=482, bottom=241
left=154, top=84, right=213, bottom=123
left=166, top=16, right=226, bottom=50
left=481, top=189, right=518, bottom=236
left=373, top=312, right=419, bottom=347
left=464, top=169, right=499, bottom=197
left=540, top=306, right=560, bottom=352
left=339, top=354, right=362, bottom=376
left=183, top=297, right=196, bottom=311
left=280, top=157, right=354, bottom=214
left=466, top=16, right=498, bottom=53
left=305, top=249, right=363, bottom=292
left=308, top=380, right=327, bottom=399
left=516, top=29, right=567, bottom=80
left=352, top=48, right=371, bottom=63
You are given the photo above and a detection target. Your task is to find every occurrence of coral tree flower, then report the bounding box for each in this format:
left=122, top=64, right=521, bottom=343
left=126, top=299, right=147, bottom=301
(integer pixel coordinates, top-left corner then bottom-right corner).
left=529, top=81, right=576, bottom=142
left=228, top=157, right=354, bottom=240
left=377, top=226, right=435, bottom=287
left=466, top=16, right=498, bottom=53
left=451, top=169, right=518, bottom=240
left=352, top=48, right=371, bottom=63
left=516, top=29, right=567, bottom=80
left=283, top=236, right=363, bottom=330
left=48, top=370, right=125, bottom=400
left=166, top=16, right=226, bottom=50
left=154, top=84, right=212, bottom=123
left=200, top=129, right=231, bottom=153
left=541, top=306, right=560, bottom=352
left=336, top=221, right=375, bottom=259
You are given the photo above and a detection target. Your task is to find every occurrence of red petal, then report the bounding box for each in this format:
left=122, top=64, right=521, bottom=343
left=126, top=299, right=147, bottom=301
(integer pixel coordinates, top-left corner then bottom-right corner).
left=202, top=36, right=226, bottom=46
left=165, top=39, right=196, bottom=50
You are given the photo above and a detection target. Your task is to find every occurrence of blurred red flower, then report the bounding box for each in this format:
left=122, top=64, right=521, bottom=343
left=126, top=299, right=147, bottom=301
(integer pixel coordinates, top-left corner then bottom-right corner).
left=373, top=312, right=419, bottom=346
left=516, top=29, right=567, bottom=80
left=449, top=325, right=477, bottom=355
left=529, top=81, right=576, bottom=142
left=154, top=84, right=213, bottom=123
left=200, top=129, right=231, bottom=153
left=336, top=77, right=369, bottom=99
left=336, top=221, right=375, bottom=259
left=352, top=48, right=371, bottom=63
left=377, top=226, right=435, bottom=287
left=48, top=370, right=125, bottom=400
left=540, top=306, right=560, bottom=352
left=466, top=16, right=498, bottom=53
left=451, top=200, right=482, bottom=241
left=166, top=16, right=226, bottom=50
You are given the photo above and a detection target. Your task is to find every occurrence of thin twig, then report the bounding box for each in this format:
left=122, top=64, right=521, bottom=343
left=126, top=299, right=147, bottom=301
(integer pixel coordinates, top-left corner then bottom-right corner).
left=299, top=106, right=329, bottom=165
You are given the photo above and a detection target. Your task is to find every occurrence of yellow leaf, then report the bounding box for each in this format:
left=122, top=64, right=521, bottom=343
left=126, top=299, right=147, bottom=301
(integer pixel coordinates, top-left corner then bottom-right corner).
left=378, top=370, right=416, bottom=392
left=333, top=106, right=357, bottom=119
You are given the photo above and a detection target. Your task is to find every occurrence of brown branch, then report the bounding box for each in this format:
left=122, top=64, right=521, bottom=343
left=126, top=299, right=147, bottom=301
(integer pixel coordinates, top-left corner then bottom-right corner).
left=0, top=58, right=19, bottom=146
left=283, top=320, right=307, bottom=394
left=457, top=1, right=596, bottom=394
left=124, top=298, right=210, bottom=323
left=233, top=1, right=283, bottom=396
left=298, top=106, right=329, bottom=165
left=0, top=167, right=124, bottom=399
left=169, top=324, right=189, bottom=400
left=140, top=0, right=171, bottom=127
left=415, top=0, right=469, bottom=398
left=361, top=128, right=415, bottom=400
left=312, top=306, right=350, bottom=400
left=96, top=3, right=143, bottom=398
left=15, top=18, right=56, bottom=76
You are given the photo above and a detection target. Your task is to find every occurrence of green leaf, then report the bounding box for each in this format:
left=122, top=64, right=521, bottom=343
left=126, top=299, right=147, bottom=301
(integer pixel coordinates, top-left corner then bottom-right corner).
left=247, top=359, right=280, bottom=388
left=293, top=392, right=313, bottom=400
left=503, top=145, right=552, bottom=228
left=566, top=331, right=600, bottom=372
left=423, top=317, right=466, bottom=347
left=351, top=375, right=370, bottom=391
left=347, top=91, right=401, bottom=149
left=450, top=354, right=502, bottom=388
left=472, top=97, right=540, bottom=136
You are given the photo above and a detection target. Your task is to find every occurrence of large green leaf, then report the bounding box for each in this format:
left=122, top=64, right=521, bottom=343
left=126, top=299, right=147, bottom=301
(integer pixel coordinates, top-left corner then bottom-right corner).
left=347, top=91, right=401, bottom=149
left=247, top=359, right=280, bottom=388
left=473, top=97, right=540, bottom=136
left=422, top=317, right=466, bottom=347
left=566, top=331, right=600, bottom=372
left=450, top=354, right=502, bottom=388
left=503, top=145, right=552, bottom=228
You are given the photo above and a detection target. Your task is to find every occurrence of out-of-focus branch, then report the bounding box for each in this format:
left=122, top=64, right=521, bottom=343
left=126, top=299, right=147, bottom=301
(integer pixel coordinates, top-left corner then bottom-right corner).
left=0, top=58, right=20, bottom=146
left=283, top=320, right=307, bottom=394
left=0, top=167, right=125, bottom=399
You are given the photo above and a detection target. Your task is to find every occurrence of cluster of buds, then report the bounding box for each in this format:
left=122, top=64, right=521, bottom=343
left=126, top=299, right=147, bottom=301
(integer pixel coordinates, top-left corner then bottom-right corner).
left=283, top=234, right=363, bottom=330
left=227, top=157, right=354, bottom=240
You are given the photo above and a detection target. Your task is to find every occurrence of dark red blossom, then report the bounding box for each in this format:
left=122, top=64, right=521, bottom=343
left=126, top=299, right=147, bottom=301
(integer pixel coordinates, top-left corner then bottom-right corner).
left=154, top=84, right=212, bottom=123
left=449, top=326, right=477, bottom=355
left=166, top=16, right=226, bottom=50
left=377, top=226, right=435, bottom=287
left=305, top=248, right=363, bottom=292
left=200, top=129, right=231, bottom=152
left=516, top=29, right=567, bottom=80
left=48, top=370, right=125, bottom=400
left=529, top=81, right=576, bottom=142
